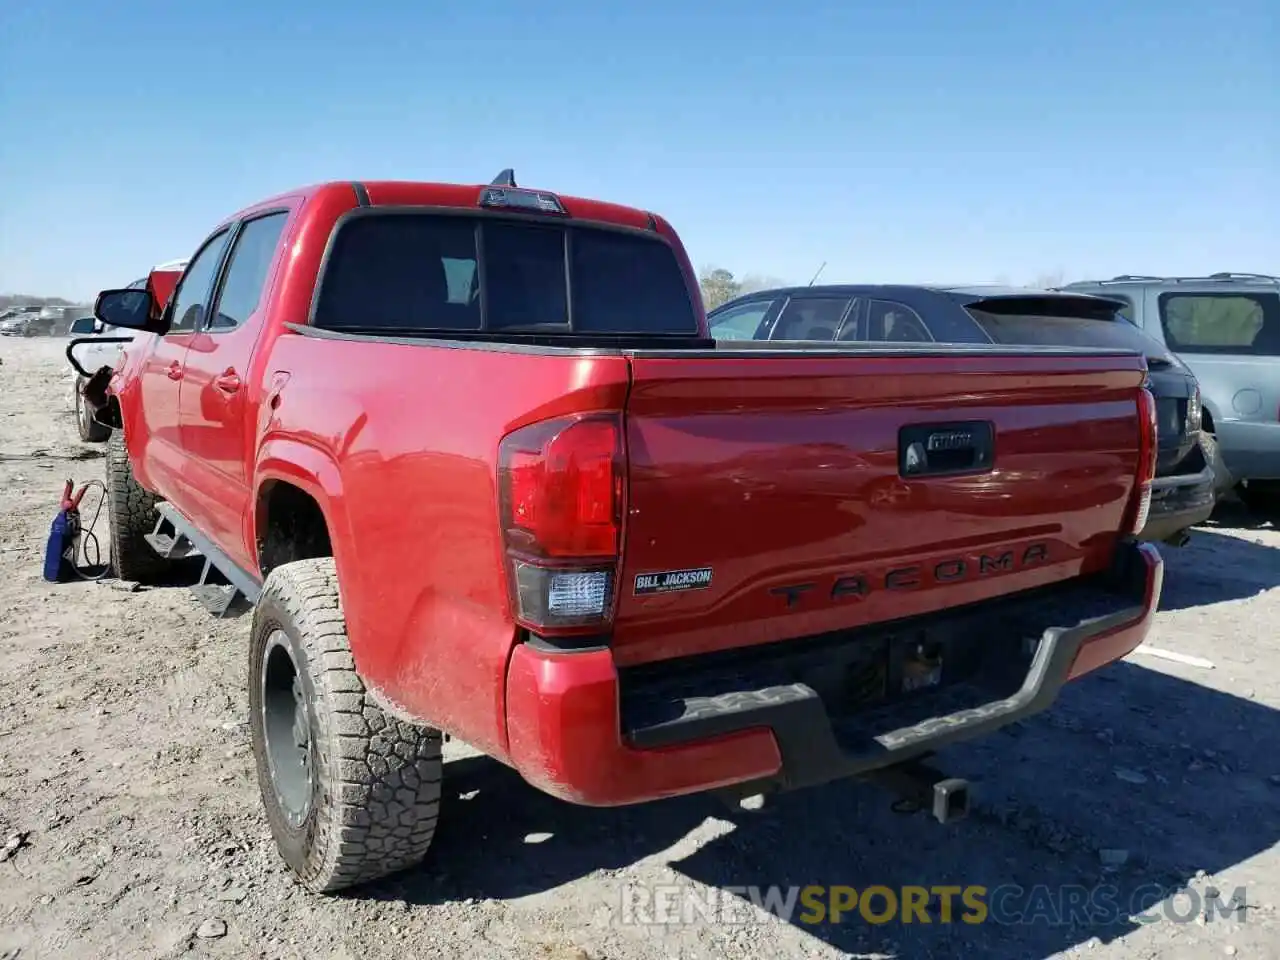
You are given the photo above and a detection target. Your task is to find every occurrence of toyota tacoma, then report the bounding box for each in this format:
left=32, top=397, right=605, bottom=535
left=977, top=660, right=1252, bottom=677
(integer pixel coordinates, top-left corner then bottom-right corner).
left=76, top=172, right=1164, bottom=894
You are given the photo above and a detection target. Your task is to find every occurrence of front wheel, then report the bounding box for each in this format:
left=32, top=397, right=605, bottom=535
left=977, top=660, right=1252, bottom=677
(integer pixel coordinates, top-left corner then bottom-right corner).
left=248, top=557, right=443, bottom=893
left=75, top=376, right=111, bottom=442
left=105, top=432, right=170, bottom=583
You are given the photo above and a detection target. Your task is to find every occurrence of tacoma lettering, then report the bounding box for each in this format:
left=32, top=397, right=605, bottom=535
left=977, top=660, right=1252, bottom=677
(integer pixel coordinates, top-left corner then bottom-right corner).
left=770, top=543, right=1052, bottom=608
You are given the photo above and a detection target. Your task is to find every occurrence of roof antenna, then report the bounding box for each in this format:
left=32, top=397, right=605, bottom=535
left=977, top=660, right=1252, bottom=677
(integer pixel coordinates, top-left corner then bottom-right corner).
left=491, top=168, right=517, bottom=187
left=807, top=261, right=827, bottom=287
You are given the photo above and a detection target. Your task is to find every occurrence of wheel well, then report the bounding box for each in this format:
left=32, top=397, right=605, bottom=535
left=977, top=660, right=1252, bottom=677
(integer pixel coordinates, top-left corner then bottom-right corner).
left=256, top=482, right=333, bottom=577
left=1202, top=407, right=1215, bottom=434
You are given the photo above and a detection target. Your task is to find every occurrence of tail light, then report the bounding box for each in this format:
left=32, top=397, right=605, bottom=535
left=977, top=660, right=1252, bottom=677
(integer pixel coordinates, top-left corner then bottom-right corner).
left=498, top=414, right=624, bottom=634
left=1122, top=386, right=1158, bottom=535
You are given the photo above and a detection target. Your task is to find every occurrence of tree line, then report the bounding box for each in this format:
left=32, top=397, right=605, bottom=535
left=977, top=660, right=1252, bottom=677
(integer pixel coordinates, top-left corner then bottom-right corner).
left=697, top=268, right=788, bottom=311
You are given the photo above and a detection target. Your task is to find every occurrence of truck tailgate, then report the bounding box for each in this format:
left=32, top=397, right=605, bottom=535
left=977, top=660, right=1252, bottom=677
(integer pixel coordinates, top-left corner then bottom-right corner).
left=612, top=348, right=1147, bottom=666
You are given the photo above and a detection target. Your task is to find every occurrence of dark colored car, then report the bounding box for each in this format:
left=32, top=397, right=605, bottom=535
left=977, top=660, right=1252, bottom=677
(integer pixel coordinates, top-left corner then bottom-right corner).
left=708, top=284, right=1215, bottom=545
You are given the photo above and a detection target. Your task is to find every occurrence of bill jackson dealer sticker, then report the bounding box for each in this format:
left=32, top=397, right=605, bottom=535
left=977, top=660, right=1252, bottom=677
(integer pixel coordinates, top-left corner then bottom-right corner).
left=634, top=567, right=714, bottom=596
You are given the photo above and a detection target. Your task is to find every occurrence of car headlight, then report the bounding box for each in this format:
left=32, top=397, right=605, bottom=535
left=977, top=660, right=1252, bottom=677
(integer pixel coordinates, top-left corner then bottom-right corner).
left=1186, top=385, right=1202, bottom=433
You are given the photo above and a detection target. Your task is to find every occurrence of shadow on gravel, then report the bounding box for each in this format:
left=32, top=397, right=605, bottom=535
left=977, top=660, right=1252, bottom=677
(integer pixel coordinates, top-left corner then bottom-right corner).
left=1155, top=524, right=1280, bottom=611
left=76, top=559, right=256, bottom=617
left=1201, top=499, right=1278, bottom=534
left=368, top=663, right=1279, bottom=960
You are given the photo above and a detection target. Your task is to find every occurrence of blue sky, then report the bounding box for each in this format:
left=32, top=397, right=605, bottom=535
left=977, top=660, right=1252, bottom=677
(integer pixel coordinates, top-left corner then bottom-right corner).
left=1, top=0, right=1275, bottom=300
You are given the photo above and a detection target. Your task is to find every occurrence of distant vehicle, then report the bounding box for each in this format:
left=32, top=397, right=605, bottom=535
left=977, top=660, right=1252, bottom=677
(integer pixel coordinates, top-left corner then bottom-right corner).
left=67, top=260, right=188, bottom=442
left=17, top=306, right=85, bottom=337
left=1057, top=273, right=1280, bottom=513
left=707, top=283, right=1215, bottom=546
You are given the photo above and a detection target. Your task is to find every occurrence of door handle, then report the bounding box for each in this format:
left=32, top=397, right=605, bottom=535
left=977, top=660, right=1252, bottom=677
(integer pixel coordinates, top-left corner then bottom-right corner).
left=166, top=362, right=183, bottom=381
left=213, top=371, right=242, bottom=394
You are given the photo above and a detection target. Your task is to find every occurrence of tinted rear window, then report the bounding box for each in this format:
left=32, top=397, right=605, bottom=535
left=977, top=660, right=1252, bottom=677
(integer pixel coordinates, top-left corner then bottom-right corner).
left=313, top=214, right=697, bottom=336
left=963, top=296, right=1165, bottom=356
left=1158, top=292, right=1280, bottom=356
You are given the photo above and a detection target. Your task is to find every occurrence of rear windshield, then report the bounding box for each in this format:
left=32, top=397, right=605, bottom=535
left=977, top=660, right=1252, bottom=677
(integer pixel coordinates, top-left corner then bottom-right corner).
left=312, top=214, right=698, bottom=336
left=963, top=296, right=1167, bottom=358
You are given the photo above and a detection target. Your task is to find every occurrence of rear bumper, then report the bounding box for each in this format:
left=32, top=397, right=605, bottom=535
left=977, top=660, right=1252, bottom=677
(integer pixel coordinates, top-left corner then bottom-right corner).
left=504, top=541, right=1163, bottom=807
left=1140, top=464, right=1216, bottom=542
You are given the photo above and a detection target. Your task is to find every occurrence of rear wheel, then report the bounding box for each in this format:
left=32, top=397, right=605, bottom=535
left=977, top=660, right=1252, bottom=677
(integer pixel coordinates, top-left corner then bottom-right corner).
left=75, top=376, right=112, bottom=442
left=249, top=557, right=442, bottom=893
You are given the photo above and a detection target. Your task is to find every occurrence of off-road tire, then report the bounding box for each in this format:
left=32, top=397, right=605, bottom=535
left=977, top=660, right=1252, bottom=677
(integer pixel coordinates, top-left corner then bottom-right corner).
left=75, top=377, right=112, bottom=442
left=248, top=557, right=443, bottom=893
left=105, top=431, right=169, bottom=583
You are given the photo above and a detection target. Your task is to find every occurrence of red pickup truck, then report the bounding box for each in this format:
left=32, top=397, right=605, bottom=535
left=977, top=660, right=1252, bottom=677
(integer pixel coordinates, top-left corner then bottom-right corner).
left=80, top=173, right=1164, bottom=894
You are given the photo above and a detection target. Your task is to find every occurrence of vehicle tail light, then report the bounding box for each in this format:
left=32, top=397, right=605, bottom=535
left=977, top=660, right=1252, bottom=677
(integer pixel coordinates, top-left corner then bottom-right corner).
left=498, top=414, right=624, bottom=634
left=1122, top=386, right=1158, bottom=535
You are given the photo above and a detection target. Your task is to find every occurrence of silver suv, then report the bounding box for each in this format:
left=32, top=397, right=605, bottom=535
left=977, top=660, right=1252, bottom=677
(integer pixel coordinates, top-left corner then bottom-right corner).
left=1059, top=273, right=1280, bottom=512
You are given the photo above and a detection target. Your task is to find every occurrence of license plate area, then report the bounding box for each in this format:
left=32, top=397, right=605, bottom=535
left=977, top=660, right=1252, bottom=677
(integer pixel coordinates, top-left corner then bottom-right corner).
left=795, top=621, right=1024, bottom=720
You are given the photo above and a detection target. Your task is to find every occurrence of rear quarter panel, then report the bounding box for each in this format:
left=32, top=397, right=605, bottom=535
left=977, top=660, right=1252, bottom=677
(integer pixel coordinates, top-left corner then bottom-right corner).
left=258, top=334, right=632, bottom=760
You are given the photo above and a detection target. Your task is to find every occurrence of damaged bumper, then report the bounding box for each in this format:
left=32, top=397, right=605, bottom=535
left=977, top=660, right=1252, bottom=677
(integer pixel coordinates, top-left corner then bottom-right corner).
left=503, top=540, right=1163, bottom=806
left=1141, top=463, right=1216, bottom=545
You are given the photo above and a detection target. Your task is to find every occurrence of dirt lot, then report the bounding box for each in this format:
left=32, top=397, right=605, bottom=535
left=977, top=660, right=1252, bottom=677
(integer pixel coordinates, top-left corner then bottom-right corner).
left=2, top=336, right=1279, bottom=960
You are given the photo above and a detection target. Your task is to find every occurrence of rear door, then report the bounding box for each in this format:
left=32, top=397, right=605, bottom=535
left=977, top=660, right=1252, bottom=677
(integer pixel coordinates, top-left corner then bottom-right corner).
left=136, top=229, right=232, bottom=500
left=178, top=209, right=292, bottom=564
left=861, top=298, right=934, bottom=342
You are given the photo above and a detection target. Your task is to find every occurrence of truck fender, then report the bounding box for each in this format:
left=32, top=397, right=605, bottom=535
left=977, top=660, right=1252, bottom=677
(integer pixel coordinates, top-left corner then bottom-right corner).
left=252, top=437, right=356, bottom=595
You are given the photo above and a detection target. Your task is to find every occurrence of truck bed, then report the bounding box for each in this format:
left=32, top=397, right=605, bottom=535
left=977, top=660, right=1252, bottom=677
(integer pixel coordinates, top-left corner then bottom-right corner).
left=266, top=325, right=1148, bottom=758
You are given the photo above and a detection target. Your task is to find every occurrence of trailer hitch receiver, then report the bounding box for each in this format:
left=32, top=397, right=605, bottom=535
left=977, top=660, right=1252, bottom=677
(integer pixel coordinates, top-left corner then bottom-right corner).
left=866, top=758, right=972, bottom=825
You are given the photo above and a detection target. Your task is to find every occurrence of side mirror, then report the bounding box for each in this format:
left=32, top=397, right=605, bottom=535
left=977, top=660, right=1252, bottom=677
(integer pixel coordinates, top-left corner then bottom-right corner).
left=94, top=288, right=168, bottom=335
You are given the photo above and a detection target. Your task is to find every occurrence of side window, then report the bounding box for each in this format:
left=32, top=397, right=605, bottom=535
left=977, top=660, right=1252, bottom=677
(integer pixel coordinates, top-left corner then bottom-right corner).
left=864, top=299, right=933, bottom=342
left=709, top=300, right=773, bottom=341
left=207, top=213, right=289, bottom=331
left=168, top=230, right=232, bottom=334
left=1159, top=293, right=1280, bottom=355
left=770, top=297, right=851, bottom=341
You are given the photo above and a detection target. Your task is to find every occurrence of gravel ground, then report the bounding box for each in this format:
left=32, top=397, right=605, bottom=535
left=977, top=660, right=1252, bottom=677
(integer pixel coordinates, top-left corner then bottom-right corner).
left=1, top=336, right=1278, bottom=960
